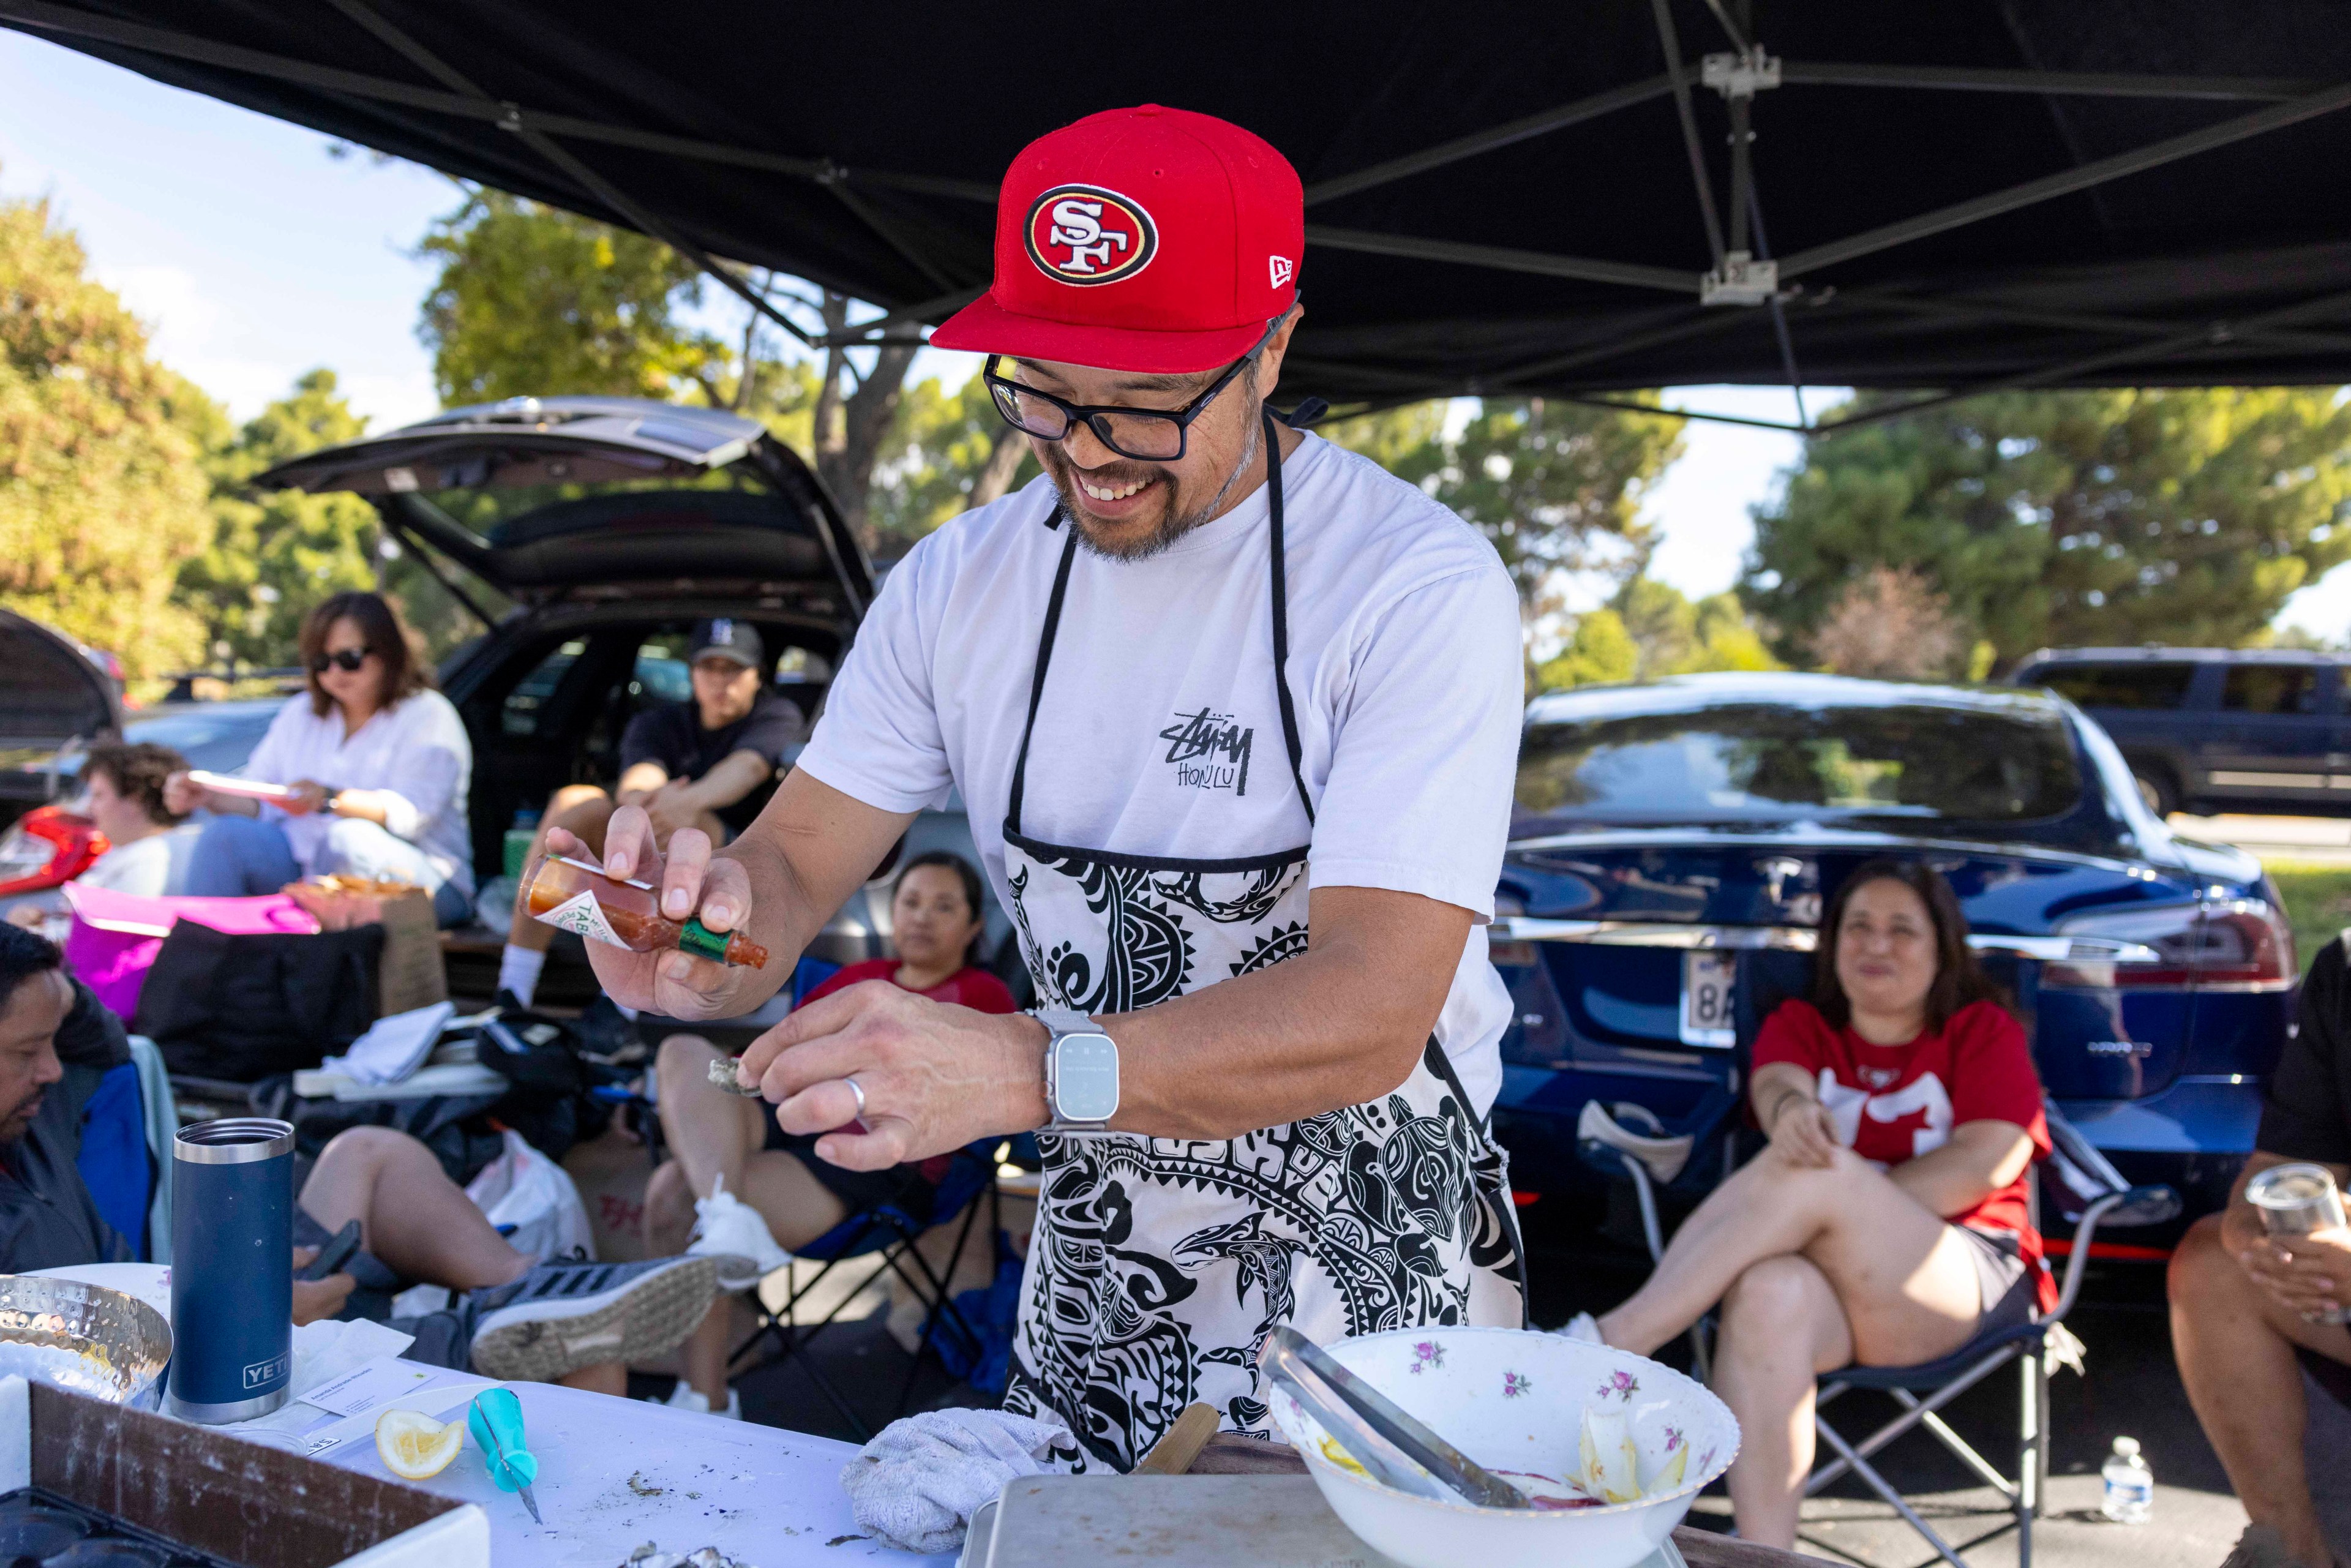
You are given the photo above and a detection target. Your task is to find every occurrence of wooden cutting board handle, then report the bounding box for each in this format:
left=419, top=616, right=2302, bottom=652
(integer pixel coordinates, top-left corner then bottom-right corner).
left=1133, top=1403, right=1221, bottom=1474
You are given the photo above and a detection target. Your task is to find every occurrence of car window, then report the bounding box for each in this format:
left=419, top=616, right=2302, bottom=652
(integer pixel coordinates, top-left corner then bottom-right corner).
left=502, top=639, right=587, bottom=737
left=2221, top=664, right=2325, bottom=715
left=122, top=706, right=280, bottom=773
left=2037, top=662, right=2197, bottom=710
left=631, top=653, right=691, bottom=706
left=1517, top=700, right=2083, bottom=824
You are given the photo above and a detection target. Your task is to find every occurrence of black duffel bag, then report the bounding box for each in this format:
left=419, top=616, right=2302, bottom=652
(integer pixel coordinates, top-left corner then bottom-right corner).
left=137, top=920, right=383, bottom=1081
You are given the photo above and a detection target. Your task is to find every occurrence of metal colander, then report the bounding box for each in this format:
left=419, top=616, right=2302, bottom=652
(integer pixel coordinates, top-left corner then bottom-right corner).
left=0, top=1277, right=173, bottom=1409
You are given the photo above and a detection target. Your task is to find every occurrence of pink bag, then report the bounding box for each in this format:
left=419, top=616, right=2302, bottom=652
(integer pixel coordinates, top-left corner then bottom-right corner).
left=61, top=883, right=320, bottom=1022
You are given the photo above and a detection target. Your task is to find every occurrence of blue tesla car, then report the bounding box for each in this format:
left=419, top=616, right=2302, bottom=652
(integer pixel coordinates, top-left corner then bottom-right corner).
left=1491, top=672, right=2289, bottom=1250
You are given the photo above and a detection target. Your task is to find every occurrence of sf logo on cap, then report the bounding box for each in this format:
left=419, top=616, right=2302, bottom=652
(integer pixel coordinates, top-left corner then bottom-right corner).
left=1024, top=184, right=1158, bottom=286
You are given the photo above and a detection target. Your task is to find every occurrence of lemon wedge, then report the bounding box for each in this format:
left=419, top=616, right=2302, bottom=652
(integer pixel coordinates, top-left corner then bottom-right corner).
left=375, top=1409, right=465, bottom=1479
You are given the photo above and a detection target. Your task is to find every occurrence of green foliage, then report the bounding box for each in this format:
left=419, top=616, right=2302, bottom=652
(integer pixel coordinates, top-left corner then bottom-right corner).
left=1532, top=609, right=1638, bottom=691
left=1325, top=397, right=1684, bottom=608
left=1532, top=577, right=1779, bottom=692
left=1746, top=388, right=2351, bottom=671
left=0, top=190, right=212, bottom=680
left=418, top=190, right=727, bottom=405
left=864, top=373, right=1038, bottom=558
left=176, top=369, right=381, bottom=666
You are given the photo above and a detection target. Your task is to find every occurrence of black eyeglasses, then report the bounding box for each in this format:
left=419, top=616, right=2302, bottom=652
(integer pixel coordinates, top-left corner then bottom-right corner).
left=981, top=319, right=1281, bottom=462
left=313, top=648, right=372, bottom=673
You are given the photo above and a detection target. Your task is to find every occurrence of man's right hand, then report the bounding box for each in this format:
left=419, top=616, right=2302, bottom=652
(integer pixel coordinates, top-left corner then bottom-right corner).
left=552, top=803, right=758, bottom=1018
left=162, top=770, right=207, bottom=817
left=2237, top=1220, right=2351, bottom=1322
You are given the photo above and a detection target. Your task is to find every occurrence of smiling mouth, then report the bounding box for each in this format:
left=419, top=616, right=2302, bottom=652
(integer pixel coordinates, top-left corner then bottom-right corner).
left=1077, top=475, right=1155, bottom=503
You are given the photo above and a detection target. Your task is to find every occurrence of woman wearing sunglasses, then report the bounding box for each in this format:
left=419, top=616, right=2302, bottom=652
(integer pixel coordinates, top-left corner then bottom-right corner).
left=168, top=591, right=476, bottom=925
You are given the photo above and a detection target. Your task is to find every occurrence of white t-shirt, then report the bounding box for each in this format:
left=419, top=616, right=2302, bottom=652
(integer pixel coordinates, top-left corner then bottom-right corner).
left=75, top=824, right=200, bottom=897
left=798, top=433, right=1524, bottom=1111
left=241, top=688, right=476, bottom=896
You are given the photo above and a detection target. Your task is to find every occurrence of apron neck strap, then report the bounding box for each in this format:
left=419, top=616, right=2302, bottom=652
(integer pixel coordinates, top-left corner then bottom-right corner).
left=1007, top=410, right=1314, bottom=835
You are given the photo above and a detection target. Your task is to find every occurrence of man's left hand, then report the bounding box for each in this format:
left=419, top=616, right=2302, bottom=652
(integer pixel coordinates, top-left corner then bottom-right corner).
left=2238, top=1223, right=2351, bottom=1321
left=643, top=780, right=703, bottom=842
left=737, top=981, right=1049, bottom=1170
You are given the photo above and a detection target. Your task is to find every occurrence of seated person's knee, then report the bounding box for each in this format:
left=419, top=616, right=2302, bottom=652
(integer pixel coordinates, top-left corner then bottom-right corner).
left=657, top=1032, right=722, bottom=1080
left=2167, top=1212, right=2237, bottom=1300
left=314, top=1124, right=403, bottom=1170
left=1722, top=1253, right=1817, bottom=1324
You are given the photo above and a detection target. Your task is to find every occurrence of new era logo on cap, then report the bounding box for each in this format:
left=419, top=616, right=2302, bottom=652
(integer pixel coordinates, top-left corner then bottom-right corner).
left=1269, top=255, right=1293, bottom=288
left=1027, top=185, right=1158, bottom=285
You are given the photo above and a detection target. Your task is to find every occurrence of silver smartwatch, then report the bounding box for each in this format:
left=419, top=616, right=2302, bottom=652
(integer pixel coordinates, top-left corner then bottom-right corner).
left=1032, top=1008, right=1120, bottom=1133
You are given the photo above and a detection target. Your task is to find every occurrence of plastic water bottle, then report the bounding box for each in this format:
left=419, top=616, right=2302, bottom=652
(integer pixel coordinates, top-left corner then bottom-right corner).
left=2101, top=1436, right=2153, bottom=1524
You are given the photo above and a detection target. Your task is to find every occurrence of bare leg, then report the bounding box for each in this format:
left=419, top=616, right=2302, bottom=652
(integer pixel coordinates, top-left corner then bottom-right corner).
left=1715, top=1255, right=1855, bottom=1550
left=299, top=1128, right=528, bottom=1291
left=558, top=1364, right=628, bottom=1397
left=654, top=1036, right=851, bottom=1404
left=506, top=786, right=616, bottom=953
left=1597, top=1145, right=1982, bottom=1367
left=2171, top=1214, right=2351, bottom=1568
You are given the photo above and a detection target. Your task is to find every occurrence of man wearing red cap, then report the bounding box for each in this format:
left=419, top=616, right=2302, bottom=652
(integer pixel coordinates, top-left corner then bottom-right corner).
left=569, top=105, right=1528, bottom=1471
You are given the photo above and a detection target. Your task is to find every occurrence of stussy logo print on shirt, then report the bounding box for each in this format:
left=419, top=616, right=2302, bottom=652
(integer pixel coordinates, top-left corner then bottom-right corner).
left=1158, top=708, right=1256, bottom=795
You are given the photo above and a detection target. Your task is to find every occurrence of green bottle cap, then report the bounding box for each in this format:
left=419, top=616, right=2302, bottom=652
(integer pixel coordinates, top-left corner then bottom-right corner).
left=679, top=917, right=731, bottom=962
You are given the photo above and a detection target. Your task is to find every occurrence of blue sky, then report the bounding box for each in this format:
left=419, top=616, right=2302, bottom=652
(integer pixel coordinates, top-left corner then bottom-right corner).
left=3, top=28, right=2345, bottom=639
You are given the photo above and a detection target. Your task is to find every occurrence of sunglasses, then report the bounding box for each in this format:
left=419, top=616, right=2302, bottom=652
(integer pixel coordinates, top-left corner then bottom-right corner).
left=981, top=318, right=1281, bottom=462
left=313, top=648, right=372, bottom=673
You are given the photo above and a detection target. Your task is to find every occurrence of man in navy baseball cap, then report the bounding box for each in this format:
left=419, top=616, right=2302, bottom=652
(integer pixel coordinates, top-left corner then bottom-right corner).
left=571, top=106, right=1529, bottom=1477
left=490, top=618, right=803, bottom=1009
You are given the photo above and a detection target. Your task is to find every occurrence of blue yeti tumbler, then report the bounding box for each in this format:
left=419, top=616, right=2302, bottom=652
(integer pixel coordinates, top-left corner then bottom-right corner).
left=168, top=1117, right=296, bottom=1422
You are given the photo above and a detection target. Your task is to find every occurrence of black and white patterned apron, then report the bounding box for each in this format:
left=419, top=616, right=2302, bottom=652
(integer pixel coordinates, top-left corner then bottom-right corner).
left=998, top=412, right=1526, bottom=1474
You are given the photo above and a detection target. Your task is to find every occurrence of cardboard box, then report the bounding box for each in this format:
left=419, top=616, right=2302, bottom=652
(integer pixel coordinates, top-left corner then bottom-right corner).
left=0, top=1377, right=487, bottom=1568
left=283, top=882, right=448, bottom=1018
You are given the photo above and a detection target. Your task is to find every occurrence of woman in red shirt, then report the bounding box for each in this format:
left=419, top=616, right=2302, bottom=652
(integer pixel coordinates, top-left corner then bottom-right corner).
left=1569, top=859, right=2051, bottom=1547
left=646, top=850, right=1015, bottom=1416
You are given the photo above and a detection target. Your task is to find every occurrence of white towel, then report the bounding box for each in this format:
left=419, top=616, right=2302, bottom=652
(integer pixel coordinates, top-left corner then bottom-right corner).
left=838, top=1406, right=1073, bottom=1554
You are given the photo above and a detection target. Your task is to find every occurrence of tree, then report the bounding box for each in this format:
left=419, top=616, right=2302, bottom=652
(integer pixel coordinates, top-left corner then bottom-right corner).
left=1805, top=565, right=1966, bottom=680
left=864, top=372, right=1040, bottom=559
left=417, top=190, right=728, bottom=405
left=1532, top=577, right=1779, bottom=692
left=176, top=370, right=381, bottom=666
left=1745, top=388, right=2351, bottom=670
left=0, top=189, right=212, bottom=680
left=1326, top=397, right=1684, bottom=610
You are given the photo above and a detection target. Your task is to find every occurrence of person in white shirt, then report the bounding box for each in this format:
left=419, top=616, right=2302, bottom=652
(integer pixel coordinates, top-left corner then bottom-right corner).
left=73, top=743, right=200, bottom=897
left=165, top=592, right=476, bottom=926
left=561, top=106, right=1527, bottom=1476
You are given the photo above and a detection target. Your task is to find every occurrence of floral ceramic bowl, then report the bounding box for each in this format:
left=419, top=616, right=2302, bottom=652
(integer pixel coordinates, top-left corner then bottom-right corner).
left=1265, top=1327, right=1738, bottom=1568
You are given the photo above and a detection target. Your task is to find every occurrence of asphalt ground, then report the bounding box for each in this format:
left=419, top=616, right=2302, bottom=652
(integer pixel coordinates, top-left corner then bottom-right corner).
left=627, top=1226, right=2350, bottom=1568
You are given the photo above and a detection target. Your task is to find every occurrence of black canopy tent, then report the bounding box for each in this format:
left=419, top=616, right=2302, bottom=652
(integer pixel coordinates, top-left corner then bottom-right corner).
left=7, top=0, right=2351, bottom=433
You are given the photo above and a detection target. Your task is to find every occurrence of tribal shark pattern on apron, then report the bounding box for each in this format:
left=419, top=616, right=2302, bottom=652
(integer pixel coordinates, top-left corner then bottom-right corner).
left=999, top=412, right=1526, bottom=1474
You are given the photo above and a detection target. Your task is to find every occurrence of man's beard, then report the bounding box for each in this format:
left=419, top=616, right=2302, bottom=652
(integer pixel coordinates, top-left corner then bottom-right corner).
left=0, top=1091, right=42, bottom=1145
left=1043, top=394, right=1264, bottom=563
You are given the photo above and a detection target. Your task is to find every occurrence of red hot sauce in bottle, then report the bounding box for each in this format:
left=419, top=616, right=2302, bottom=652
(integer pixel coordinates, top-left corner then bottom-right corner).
left=523, top=853, right=768, bottom=967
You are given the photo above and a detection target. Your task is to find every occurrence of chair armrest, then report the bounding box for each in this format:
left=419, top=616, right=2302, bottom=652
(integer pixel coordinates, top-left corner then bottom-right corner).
left=2049, top=1182, right=2182, bottom=1320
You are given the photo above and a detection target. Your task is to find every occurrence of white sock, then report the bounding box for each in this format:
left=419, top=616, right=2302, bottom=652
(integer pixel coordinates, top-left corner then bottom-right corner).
left=496, top=944, right=546, bottom=1007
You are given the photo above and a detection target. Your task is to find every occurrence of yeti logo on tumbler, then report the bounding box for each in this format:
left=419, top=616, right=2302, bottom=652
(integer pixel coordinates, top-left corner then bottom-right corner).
left=1025, top=185, right=1157, bottom=285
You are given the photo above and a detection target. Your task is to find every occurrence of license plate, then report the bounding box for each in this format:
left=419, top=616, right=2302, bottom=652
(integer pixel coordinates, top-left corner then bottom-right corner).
left=1679, top=950, right=1736, bottom=1048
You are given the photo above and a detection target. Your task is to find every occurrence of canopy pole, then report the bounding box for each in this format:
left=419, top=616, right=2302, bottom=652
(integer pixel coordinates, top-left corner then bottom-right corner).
left=1779, top=77, right=2351, bottom=279
left=317, top=0, right=822, bottom=348
left=1814, top=284, right=2351, bottom=437
left=1305, top=225, right=1698, bottom=294
left=1650, top=0, right=1728, bottom=268
left=1302, top=74, right=1676, bottom=206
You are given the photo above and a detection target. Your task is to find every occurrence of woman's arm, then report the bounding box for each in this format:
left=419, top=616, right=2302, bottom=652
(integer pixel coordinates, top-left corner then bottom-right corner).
left=1751, top=1059, right=1839, bottom=1167
left=331, top=700, right=466, bottom=841
left=1889, top=1119, right=2036, bottom=1217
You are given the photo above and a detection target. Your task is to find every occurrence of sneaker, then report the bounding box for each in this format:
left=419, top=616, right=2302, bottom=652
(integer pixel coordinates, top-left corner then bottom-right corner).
left=1555, top=1311, right=1605, bottom=1345
left=464, top=1255, right=718, bottom=1383
left=653, top=1381, right=742, bottom=1420
left=2219, top=1525, right=2317, bottom=1568
left=688, top=1176, right=792, bottom=1291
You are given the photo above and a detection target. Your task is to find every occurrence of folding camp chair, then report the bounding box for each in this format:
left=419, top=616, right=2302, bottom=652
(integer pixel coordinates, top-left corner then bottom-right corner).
left=726, top=1139, right=1003, bottom=1439
left=1599, top=1106, right=2178, bottom=1568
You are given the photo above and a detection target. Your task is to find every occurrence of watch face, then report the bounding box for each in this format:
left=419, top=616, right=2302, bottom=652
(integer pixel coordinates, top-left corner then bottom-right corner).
left=1054, top=1033, right=1120, bottom=1122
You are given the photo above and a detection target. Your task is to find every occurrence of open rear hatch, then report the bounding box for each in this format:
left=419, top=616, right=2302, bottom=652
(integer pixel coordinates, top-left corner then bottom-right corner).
left=0, top=610, right=123, bottom=770
left=251, top=396, right=871, bottom=616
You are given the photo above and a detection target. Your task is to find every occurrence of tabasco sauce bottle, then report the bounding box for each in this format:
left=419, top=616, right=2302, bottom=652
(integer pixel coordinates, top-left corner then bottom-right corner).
left=522, top=853, right=769, bottom=968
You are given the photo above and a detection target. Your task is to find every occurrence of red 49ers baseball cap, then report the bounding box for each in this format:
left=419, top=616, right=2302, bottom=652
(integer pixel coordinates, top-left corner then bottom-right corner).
left=930, top=105, right=1303, bottom=374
